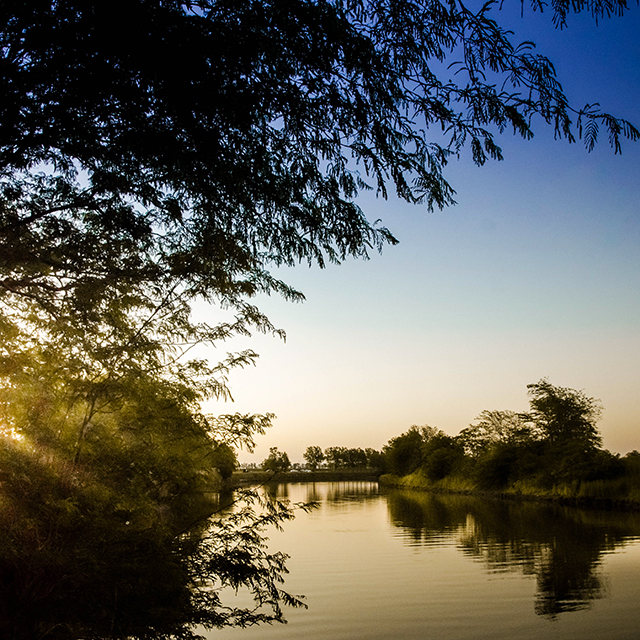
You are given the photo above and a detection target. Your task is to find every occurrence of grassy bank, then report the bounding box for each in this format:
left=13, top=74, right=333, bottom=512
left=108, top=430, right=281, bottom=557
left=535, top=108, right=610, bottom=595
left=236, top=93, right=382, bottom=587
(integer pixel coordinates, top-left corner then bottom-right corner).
left=231, top=469, right=380, bottom=487
left=379, top=470, right=640, bottom=511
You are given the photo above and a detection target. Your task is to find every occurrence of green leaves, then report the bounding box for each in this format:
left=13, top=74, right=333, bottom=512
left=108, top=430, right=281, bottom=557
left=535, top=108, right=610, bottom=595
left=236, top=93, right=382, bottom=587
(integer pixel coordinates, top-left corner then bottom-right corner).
left=0, top=1, right=638, bottom=635
left=3, top=0, right=636, bottom=328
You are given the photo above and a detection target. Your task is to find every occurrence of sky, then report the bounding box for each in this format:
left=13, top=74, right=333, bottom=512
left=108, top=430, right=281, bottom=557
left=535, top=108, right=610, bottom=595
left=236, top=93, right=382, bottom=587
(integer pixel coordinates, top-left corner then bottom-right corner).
left=202, top=3, right=640, bottom=464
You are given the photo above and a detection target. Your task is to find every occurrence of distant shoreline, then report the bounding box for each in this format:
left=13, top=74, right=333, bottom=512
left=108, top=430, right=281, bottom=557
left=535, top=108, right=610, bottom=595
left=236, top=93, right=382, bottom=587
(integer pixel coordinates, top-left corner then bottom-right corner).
left=230, top=469, right=380, bottom=487
left=230, top=469, right=640, bottom=511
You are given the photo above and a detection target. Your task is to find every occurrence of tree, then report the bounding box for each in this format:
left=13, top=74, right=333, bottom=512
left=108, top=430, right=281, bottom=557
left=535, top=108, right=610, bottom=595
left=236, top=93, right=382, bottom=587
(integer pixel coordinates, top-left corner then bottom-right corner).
left=325, top=446, right=348, bottom=469
left=383, top=426, right=427, bottom=476
left=303, top=445, right=325, bottom=471
left=421, top=433, right=465, bottom=481
left=365, top=447, right=386, bottom=470
left=323, top=446, right=369, bottom=469
left=2, top=0, right=637, bottom=338
left=0, top=394, right=304, bottom=639
left=262, top=447, right=292, bottom=473
left=458, top=410, right=539, bottom=456
left=1, top=0, right=638, bottom=635
left=345, top=447, right=368, bottom=468
left=526, top=379, right=605, bottom=483
left=527, top=379, right=603, bottom=451
left=210, top=442, right=238, bottom=481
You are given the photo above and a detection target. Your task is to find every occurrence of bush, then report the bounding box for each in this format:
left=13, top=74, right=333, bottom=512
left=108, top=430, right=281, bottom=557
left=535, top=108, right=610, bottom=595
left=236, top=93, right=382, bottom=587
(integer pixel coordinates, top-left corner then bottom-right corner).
left=422, top=435, right=465, bottom=481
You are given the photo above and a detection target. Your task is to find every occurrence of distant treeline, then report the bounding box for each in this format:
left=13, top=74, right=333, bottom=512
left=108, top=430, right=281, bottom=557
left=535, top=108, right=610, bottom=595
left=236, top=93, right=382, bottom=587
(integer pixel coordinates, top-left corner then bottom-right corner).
left=380, top=379, right=640, bottom=506
left=259, top=379, right=640, bottom=506
left=260, top=445, right=385, bottom=472
left=302, top=445, right=385, bottom=470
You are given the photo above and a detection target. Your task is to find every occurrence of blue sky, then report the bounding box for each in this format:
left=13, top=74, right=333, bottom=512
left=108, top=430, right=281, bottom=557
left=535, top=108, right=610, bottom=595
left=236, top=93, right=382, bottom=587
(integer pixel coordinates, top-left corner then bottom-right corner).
left=203, top=3, right=640, bottom=463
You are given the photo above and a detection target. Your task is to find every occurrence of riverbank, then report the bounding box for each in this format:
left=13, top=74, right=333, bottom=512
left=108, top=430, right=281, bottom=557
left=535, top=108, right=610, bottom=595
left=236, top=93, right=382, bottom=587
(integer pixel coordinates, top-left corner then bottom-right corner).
left=231, top=469, right=380, bottom=487
left=229, top=468, right=640, bottom=511
left=379, top=471, right=640, bottom=511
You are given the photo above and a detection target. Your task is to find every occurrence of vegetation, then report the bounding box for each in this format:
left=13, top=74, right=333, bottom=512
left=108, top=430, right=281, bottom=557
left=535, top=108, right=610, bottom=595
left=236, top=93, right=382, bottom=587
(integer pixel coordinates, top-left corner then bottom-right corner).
left=381, top=380, right=639, bottom=506
left=0, top=410, right=313, bottom=639
left=1, top=0, right=638, bottom=637
left=262, top=447, right=292, bottom=473
left=305, top=446, right=384, bottom=470
left=303, top=445, right=326, bottom=471
left=250, top=445, right=384, bottom=473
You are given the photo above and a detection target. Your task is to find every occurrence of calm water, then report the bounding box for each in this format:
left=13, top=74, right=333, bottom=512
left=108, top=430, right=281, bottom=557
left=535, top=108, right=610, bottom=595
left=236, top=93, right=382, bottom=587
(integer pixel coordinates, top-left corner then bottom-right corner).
left=208, top=482, right=640, bottom=640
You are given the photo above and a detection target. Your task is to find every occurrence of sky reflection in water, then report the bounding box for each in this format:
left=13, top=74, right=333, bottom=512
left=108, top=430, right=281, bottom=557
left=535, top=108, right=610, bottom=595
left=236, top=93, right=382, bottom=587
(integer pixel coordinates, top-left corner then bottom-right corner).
left=210, top=482, right=640, bottom=640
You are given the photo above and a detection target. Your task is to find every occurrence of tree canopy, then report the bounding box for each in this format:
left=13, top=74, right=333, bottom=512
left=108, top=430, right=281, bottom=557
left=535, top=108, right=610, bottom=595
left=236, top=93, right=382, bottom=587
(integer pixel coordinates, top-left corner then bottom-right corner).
left=458, top=409, right=539, bottom=456
left=1, top=0, right=638, bottom=637
left=262, top=446, right=292, bottom=472
left=527, top=378, right=603, bottom=449
left=304, top=445, right=326, bottom=470
left=2, top=0, right=638, bottom=332
left=382, top=380, right=619, bottom=491
left=2, top=0, right=637, bottom=418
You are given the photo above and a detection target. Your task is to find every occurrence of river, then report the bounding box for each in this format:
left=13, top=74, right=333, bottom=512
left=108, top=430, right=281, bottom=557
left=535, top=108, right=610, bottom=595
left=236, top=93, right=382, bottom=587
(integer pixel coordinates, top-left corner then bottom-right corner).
left=207, top=481, right=640, bottom=640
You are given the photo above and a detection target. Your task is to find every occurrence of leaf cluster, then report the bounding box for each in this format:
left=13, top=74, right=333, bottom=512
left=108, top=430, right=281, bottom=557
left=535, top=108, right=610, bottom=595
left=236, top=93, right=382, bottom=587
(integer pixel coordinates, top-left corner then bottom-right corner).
left=261, top=446, right=292, bottom=473
left=2, top=0, right=638, bottom=331
left=384, top=380, right=618, bottom=488
left=1, top=1, right=638, bottom=636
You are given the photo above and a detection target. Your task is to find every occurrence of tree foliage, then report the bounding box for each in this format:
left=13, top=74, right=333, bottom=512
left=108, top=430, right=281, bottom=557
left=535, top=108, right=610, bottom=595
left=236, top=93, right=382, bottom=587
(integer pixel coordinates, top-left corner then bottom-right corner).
left=527, top=379, right=603, bottom=450
left=458, top=409, right=539, bottom=456
left=383, top=381, right=618, bottom=489
left=421, top=432, right=465, bottom=481
left=383, top=425, right=432, bottom=476
left=1, top=0, right=638, bottom=636
left=303, top=445, right=326, bottom=470
left=262, top=447, right=292, bottom=473
left=324, top=445, right=372, bottom=469
left=1, top=0, right=635, bottom=473
left=0, top=408, right=306, bottom=639
left=2, top=0, right=638, bottom=344
left=364, top=447, right=386, bottom=470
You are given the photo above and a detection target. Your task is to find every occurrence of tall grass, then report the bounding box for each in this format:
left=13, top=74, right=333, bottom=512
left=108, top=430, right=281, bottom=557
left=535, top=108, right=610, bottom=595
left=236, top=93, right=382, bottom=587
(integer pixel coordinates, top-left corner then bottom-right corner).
left=381, top=471, right=640, bottom=509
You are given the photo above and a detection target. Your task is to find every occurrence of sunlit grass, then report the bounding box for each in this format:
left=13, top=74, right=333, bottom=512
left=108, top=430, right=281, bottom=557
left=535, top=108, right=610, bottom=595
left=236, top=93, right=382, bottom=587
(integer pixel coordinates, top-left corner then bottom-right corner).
left=381, top=471, right=640, bottom=507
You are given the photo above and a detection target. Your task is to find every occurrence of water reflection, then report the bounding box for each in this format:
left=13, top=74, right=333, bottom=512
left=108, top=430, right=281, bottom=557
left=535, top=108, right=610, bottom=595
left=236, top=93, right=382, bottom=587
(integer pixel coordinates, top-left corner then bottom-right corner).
left=386, top=490, right=640, bottom=618
left=0, top=489, right=287, bottom=639
left=264, top=480, right=380, bottom=506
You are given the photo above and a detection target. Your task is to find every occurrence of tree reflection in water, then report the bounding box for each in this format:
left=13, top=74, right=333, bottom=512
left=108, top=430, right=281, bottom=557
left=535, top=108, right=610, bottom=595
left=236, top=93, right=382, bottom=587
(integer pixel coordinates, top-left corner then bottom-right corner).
left=0, top=489, right=310, bottom=640
left=264, top=480, right=380, bottom=507
left=385, top=490, right=640, bottom=618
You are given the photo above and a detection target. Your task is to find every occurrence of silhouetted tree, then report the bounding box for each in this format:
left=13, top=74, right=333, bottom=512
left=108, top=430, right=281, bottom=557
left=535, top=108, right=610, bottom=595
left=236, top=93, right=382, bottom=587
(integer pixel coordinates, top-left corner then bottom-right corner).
left=2, top=2, right=637, bottom=422
left=623, top=450, right=640, bottom=477
left=345, top=447, right=368, bottom=468
left=526, top=379, right=604, bottom=482
left=325, top=446, right=347, bottom=469
left=458, top=410, right=539, bottom=457
left=383, top=427, right=427, bottom=476
left=303, top=445, right=325, bottom=471
left=262, top=447, right=292, bottom=473
left=211, top=442, right=238, bottom=481
left=527, top=379, right=603, bottom=450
